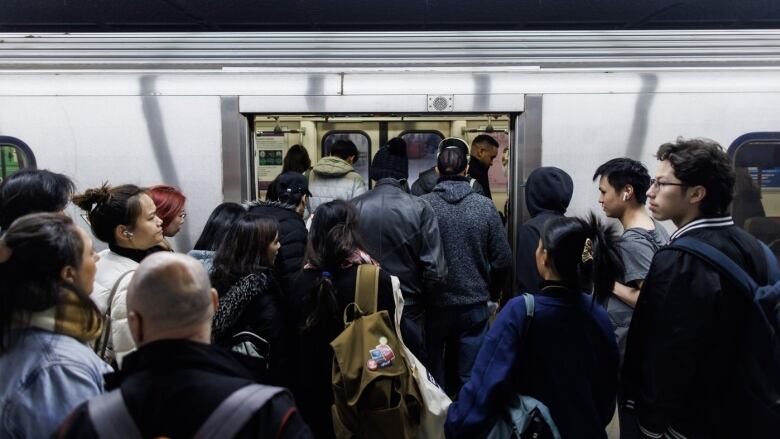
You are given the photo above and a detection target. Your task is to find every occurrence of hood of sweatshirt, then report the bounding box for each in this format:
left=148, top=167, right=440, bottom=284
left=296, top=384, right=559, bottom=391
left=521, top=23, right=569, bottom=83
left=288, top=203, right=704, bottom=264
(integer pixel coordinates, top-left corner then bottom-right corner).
left=525, top=166, right=574, bottom=217
left=312, top=156, right=356, bottom=178
left=431, top=178, right=474, bottom=204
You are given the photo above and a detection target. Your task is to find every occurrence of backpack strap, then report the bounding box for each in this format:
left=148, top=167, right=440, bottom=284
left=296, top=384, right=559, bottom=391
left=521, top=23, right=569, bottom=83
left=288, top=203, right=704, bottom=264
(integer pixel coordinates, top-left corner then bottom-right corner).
left=193, top=384, right=286, bottom=439
left=355, top=264, right=380, bottom=315
left=760, top=242, right=780, bottom=282
left=671, top=237, right=758, bottom=293
left=87, top=389, right=143, bottom=439
left=94, top=269, right=135, bottom=359
left=521, top=293, right=535, bottom=336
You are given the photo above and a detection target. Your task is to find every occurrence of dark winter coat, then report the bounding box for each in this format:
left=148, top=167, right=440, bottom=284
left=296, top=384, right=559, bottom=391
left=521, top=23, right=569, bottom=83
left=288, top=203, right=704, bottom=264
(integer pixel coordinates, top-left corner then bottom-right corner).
left=515, top=167, right=573, bottom=294
left=411, top=166, right=485, bottom=197
left=623, top=217, right=775, bottom=439
left=212, top=270, right=294, bottom=387
left=247, top=200, right=307, bottom=294
left=351, top=178, right=447, bottom=305
left=445, top=284, right=619, bottom=439
left=56, top=340, right=312, bottom=439
left=421, top=177, right=512, bottom=306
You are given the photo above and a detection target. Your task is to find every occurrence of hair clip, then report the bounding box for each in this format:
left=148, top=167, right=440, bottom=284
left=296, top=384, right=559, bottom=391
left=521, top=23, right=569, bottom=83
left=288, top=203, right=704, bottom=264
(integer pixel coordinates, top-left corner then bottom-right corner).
left=581, top=238, right=593, bottom=263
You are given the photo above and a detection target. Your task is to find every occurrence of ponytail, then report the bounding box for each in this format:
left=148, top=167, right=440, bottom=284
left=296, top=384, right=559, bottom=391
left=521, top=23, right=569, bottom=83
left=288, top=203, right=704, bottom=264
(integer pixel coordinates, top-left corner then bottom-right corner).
left=301, top=272, right=340, bottom=334
left=541, top=213, right=624, bottom=302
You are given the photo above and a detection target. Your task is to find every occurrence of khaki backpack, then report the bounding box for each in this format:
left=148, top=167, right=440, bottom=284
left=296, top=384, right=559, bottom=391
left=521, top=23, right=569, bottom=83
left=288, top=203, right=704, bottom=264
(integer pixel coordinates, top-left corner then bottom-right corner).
left=330, top=264, right=423, bottom=439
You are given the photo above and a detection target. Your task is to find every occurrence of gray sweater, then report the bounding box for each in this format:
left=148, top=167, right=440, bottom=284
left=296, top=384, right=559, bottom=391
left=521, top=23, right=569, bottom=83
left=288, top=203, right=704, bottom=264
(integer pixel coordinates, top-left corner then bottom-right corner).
left=421, top=179, right=512, bottom=307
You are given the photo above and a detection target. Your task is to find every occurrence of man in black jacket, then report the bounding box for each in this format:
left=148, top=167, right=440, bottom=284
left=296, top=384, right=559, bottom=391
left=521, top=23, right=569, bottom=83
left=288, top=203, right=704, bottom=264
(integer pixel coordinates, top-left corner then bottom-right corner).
left=623, top=138, right=775, bottom=438
left=248, top=172, right=310, bottom=294
left=352, top=138, right=447, bottom=362
left=57, top=252, right=312, bottom=438
left=466, top=134, right=499, bottom=200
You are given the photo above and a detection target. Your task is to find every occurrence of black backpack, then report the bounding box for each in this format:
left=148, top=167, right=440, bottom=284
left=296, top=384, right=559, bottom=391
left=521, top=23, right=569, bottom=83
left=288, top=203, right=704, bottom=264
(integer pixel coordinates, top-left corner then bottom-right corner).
left=672, top=237, right=780, bottom=435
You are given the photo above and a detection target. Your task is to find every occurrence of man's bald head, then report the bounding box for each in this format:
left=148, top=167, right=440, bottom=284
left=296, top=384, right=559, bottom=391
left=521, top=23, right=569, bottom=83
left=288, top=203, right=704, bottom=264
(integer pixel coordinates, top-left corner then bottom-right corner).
left=127, top=252, right=217, bottom=345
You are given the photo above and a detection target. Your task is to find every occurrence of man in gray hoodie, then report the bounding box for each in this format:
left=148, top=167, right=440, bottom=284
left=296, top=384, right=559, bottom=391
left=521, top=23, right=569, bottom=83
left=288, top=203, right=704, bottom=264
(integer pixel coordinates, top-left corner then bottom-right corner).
left=307, top=139, right=367, bottom=213
left=421, top=138, right=512, bottom=394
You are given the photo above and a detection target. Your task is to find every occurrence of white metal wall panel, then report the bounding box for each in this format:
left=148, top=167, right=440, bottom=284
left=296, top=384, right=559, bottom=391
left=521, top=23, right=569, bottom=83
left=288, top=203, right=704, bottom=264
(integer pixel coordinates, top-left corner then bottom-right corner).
left=0, top=96, right=223, bottom=251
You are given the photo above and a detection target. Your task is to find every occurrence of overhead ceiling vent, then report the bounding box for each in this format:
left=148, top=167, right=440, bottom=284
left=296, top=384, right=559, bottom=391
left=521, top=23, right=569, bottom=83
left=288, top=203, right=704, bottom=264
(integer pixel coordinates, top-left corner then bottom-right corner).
left=428, top=95, right=453, bottom=112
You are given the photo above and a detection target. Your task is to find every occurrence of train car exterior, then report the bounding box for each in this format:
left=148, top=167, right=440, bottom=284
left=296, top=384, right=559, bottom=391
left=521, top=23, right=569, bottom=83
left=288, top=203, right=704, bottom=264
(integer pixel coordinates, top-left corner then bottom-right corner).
left=2, top=31, right=780, bottom=262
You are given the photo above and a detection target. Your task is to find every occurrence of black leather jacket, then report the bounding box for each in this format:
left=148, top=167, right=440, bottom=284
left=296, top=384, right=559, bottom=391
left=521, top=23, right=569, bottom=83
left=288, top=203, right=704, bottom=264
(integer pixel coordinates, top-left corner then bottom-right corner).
left=351, top=178, right=447, bottom=305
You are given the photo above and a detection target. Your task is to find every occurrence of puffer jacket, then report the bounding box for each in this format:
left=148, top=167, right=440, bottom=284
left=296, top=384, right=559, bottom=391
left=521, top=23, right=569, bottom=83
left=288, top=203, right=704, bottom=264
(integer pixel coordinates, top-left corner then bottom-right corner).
left=421, top=177, right=512, bottom=307
left=307, top=156, right=367, bottom=212
left=351, top=178, right=447, bottom=305
left=91, top=249, right=138, bottom=365
left=411, top=166, right=485, bottom=197
left=246, top=201, right=307, bottom=294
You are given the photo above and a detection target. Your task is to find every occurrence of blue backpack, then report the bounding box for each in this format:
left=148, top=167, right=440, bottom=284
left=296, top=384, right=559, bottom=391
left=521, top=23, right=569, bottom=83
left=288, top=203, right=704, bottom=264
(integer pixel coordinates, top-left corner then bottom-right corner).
left=672, top=237, right=780, bottom=434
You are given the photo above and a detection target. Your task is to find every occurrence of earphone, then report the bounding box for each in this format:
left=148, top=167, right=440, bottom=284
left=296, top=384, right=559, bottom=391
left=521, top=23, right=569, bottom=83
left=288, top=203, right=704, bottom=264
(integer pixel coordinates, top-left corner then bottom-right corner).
left=123, top=230, right=134, bottom=238
left=622, top=192, right=629, bottom=201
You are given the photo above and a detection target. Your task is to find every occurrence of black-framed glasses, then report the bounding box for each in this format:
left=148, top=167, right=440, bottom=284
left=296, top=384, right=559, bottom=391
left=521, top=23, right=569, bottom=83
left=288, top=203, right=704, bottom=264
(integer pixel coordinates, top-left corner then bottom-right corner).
left=649, top=178, right=687, bottom=189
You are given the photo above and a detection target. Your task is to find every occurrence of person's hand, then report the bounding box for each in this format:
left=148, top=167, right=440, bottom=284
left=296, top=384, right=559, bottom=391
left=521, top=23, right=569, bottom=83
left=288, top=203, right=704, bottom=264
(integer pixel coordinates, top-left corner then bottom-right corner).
left=487, top=300, right=499, bottom=316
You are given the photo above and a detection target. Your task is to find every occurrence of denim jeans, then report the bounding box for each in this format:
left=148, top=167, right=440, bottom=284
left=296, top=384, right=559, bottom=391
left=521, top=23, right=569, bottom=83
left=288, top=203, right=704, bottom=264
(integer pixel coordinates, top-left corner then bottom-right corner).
left=425, top=302, right=489, bottom=395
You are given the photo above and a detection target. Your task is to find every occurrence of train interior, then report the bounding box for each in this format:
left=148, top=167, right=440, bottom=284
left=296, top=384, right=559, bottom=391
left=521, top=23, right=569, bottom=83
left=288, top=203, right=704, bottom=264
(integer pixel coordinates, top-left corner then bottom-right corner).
left=251, top=114, right=512, bottom=213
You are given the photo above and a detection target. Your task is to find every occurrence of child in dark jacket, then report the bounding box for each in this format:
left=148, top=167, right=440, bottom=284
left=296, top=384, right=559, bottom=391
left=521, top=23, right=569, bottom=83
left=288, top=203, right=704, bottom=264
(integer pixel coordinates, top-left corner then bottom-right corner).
left=446, top=214, right=623, bottom=439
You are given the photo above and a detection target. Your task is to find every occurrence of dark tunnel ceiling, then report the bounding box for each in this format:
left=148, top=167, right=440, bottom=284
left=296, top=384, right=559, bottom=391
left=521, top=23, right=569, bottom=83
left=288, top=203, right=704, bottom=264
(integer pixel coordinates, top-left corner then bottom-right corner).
left=1, top=0, right=780, bottom=32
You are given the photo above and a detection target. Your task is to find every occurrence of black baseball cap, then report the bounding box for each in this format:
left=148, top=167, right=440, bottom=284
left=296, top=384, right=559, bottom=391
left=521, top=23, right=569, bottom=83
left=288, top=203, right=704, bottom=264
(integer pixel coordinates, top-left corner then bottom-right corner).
left=276, top=171, right=312, bottom=196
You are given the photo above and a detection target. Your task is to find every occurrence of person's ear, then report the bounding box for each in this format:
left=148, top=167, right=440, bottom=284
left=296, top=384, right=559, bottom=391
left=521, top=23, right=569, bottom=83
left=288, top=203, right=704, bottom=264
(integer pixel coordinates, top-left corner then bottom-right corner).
left=688, top=185, right=707, bottom=205
left=210, top=288, right=219, bottom=314
left=60, top=265, right=77, bottom=285
left=128, top=310, right=143, bottom=345
left=115, top=225, right=133, bottom=244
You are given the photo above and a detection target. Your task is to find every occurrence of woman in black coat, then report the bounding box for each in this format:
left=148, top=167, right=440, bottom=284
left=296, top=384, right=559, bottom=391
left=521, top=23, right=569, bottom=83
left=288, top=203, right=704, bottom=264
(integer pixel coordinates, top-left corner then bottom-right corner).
left=209, top=212, right=292, bottom=387
left=290, top=200, right=398, bottom=439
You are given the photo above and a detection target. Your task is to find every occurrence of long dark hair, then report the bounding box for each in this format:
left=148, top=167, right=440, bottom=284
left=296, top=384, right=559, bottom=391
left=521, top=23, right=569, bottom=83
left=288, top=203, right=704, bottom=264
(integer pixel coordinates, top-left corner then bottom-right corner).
left=72, top=183, right=147, bottom=245
left=540, top=213, right=624, bottom=304
left=193, top=202, right=245, bottom=251
left=0, top=213, right=98, bottom=353
left=301, top=200, right=367, bottom=333
left=210, top=213, right=279, bottom=295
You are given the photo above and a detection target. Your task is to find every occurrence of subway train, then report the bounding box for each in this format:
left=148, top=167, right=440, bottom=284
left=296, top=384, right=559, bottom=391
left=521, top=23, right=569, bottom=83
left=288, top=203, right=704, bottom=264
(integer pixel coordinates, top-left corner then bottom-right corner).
left=2, top=1, right=780, bottom=289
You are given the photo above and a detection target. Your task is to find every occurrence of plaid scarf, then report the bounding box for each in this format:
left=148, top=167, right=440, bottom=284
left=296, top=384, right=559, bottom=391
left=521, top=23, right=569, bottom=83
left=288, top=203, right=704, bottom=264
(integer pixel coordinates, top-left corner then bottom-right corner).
left=22, top=290, right=104, bottom=343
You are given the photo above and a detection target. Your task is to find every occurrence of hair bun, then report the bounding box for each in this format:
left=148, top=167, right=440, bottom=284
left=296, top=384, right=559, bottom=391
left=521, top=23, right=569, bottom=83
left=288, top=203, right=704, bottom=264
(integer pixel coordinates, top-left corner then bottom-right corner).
left=72, top=183, right=112, bottom=212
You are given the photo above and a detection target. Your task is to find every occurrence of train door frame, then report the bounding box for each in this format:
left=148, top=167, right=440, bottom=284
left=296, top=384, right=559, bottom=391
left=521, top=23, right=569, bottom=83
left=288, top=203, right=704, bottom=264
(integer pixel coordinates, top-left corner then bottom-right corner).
left=231, top=90, right=536, bottom=294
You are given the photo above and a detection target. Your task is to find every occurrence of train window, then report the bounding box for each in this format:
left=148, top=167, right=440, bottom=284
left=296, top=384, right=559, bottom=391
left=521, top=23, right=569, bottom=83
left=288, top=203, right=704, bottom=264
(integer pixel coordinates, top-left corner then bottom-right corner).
left=0, top=136, right=35, bottom=182
left=321, top=131, right=371, bottom=183
left=400, top=131, right=444, bottom=186
left=728, top=133, right=780, bottom=257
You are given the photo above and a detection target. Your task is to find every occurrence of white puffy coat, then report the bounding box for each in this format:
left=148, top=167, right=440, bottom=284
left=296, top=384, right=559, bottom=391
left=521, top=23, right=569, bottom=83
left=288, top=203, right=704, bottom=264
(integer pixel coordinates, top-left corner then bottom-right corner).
left=91, top=249, right=138, bottom=365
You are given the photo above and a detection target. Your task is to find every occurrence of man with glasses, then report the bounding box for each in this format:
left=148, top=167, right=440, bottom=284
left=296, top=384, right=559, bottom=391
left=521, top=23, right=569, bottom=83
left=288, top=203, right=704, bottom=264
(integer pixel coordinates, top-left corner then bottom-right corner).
left=622, top=138, right=776, bottom=439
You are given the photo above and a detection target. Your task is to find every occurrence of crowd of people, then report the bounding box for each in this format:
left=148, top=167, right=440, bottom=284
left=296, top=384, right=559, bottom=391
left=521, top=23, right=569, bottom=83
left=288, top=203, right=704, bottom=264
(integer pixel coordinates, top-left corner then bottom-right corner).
left=0, top=135, right=777, bottom=439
